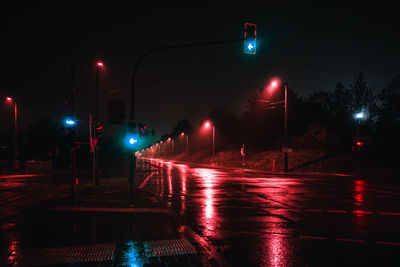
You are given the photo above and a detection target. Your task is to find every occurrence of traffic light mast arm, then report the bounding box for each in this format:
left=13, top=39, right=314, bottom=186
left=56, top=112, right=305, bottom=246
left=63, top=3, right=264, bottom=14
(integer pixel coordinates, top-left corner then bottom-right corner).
left=130, top=37, right=245, bottom=121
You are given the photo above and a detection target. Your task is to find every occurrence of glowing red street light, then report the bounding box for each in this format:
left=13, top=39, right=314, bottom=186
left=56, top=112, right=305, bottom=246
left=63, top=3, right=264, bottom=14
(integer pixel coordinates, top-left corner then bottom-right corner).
left=266, top=77, right=289, bottom=172
left=204, top=121, right=211, bottom=129
left=6, top=97, right=13, bottom=102
left=97, top=61, right=104, bottom=67
left=181, top=132, right=185, bottom=136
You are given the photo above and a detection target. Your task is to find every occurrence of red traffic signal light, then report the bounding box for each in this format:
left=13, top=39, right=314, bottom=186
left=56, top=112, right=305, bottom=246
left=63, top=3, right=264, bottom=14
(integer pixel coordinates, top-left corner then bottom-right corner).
left=96, top=123, right=103, bottom=136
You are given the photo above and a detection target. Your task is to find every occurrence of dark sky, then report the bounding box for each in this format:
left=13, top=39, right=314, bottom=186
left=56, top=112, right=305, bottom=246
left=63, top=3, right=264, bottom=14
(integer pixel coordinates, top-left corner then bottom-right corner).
left=1, top=1, right=399, bottom=136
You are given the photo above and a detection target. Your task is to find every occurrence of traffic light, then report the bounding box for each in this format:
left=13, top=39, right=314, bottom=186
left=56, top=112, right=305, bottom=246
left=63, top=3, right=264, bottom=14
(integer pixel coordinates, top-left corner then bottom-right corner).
left=96, top=123, right=103, bottom=136
left=64, top=117, right=76, bottom=127
left=244, top=22, right=257, bottom=55
left=126, top=122, right=139, bottom=150
left=138, top=123, right=147, bottom=136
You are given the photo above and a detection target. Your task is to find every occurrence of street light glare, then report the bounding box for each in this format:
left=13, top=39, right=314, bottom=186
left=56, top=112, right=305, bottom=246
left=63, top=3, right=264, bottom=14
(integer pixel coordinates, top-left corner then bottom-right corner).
left=204, top=121, right=211, bottom=128
left=354, top=112, right=365, bottom=119
left=6, top=97, right=13, bottom=102
left=65, top=119, right=76, bottom=125
left=97, top=61, right=104, bottom=67
left=129, top=138, right=137, bottom=145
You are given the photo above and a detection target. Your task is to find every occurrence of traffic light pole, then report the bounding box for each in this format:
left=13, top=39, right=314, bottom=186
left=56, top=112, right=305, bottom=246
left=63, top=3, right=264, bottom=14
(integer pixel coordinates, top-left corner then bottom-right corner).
left=129, top=37, right=245, bottom=205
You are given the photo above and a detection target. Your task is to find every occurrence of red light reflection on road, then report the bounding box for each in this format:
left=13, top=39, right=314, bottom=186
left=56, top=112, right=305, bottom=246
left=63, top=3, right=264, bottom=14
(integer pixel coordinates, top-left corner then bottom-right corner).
left=2, top=223, right=21, bottom=266
left=176, top=164, right=188, bottom=215
left=354, top=180, right=365, bottom=206
left=193, top=168, right=219, bottom=237
left=256, top=178, right=302, bottom=266
left=354, top=180, right=366, bottom=234
left=0, top=174, right=42, bottom=179
left=167, top=162, right=173, bottom=197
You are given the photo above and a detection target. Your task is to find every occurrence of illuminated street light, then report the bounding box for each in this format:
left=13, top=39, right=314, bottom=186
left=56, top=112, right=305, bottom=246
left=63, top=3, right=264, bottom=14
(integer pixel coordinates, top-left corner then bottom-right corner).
left=354, top=111, right=365, bottom=120
left=203, top=120, right=215, bottom=161
left=267, top=78, right=289, bottom=172
left=65, top=118, right=76, bottom=126
left=353, top=110, right=367, bottom=151
left=181, top=132, right=189, bottom=154
left=5, top=97, right=18, bottom=163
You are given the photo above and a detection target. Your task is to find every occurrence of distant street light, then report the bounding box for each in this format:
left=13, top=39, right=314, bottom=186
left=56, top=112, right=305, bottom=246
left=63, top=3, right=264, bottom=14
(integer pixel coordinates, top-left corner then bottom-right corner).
left=181, top=132, right=189, bottom=154
left=64, top=118, right=76, bottom=126
left=268, top=78, right=289, bottom=172
left=353, top=110, right=367, bottom=149
left=354, top=111, right=365, bottom=120
left=203, top=120, right=215, bottom=161
left=5, top=97, right=18, bottom=163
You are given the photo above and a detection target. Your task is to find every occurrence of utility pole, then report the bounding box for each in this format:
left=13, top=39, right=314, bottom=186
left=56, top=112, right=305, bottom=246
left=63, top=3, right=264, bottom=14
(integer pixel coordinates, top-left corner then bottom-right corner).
left=70, top=48, right=75, bottom=194
left=94, top=61, right=103, bottom=185
left=284, top=83, right=288, bottom=172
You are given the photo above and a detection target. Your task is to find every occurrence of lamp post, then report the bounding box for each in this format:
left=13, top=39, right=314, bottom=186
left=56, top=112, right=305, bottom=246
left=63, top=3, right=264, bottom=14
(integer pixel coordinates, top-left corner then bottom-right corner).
left=6, top=97, right=18, bottom=163
left=269, top=80, right=289, bottom=172
left=203, top=120, right=215, bottom=161
left=94, top=60, right=104, bottom=185
left=353, top=111, right=366, bottom=152
left=181, top=132, right=189, bottom=154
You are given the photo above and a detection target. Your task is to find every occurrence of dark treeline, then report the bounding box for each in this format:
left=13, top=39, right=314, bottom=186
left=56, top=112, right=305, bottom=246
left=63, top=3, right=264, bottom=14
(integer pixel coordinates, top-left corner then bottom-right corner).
left=165, top=72, right=400, bottom=164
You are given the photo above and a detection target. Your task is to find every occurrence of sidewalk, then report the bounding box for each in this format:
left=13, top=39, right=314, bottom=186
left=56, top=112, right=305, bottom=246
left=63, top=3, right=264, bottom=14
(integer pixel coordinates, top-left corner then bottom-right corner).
left=4, top=176, right=207, bottom=266
left=145, top=157, right=356, bottom=178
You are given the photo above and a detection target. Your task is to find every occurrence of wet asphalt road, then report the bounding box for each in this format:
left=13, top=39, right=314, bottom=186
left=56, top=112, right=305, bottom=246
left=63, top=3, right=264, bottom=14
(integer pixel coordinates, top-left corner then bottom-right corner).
left=1, top=162, right=400, bottom=266
left=138, top=158, right=400, bottom=266
left=0, top=173, right=70, bottom=223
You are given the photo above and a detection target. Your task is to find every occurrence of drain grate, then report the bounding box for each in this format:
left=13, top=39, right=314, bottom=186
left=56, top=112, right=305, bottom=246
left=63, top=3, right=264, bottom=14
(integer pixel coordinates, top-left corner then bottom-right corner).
left=143, top=239, right=197, bottom=258
left=18, top=243, right=115, bottom=266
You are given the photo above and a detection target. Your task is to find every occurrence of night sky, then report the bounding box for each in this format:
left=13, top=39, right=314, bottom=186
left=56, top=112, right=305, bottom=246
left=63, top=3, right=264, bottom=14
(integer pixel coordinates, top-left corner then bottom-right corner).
left=1, top=1, right=399, bottom=136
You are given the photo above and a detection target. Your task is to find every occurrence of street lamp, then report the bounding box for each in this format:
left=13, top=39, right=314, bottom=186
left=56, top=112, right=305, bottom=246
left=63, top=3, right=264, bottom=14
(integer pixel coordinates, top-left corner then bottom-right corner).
left=181, top=132, right=189, bottom=154
left=269, top=79, right=289, bottom=172
left=353, top=110, right=367, bottom=149
left=203, top=120, right=215, bottom=161
left=5, top=97, right=18, bottom=163
left=94, top=60, right=104, bottom=185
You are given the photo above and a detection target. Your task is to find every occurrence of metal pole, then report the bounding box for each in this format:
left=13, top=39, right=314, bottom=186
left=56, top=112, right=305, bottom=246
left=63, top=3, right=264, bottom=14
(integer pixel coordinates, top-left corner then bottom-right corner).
left=90, top=114, right=95, bottom=187
left=186, top=134, right=189, bottom=154
left=129, top=152, right=136, bottom=205
left=284, top=83, right=288, bottom=172
left=212, top=125, right=215, bottom=161
left=71, top=145, right=76, bottom=194
left=70, top=49, right=75, bottom=117
left=94, top=65, right=100, bottom=185
left=14, top=103, right=18, bottom=161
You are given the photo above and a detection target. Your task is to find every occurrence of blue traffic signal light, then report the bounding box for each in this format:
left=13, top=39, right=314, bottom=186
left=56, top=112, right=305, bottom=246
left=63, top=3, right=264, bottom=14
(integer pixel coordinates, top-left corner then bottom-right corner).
left=244, top=23, right=257, bottom=55
left=125, top=134, right=139, bottom=150
left=64, top=118, right=76, bottom=127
